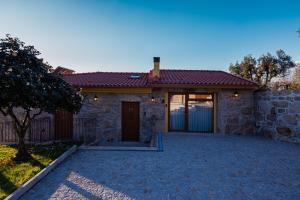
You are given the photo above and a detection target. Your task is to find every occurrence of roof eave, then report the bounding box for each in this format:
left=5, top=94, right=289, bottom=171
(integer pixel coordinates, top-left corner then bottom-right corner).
left=74, top=84, right=258, bottom=90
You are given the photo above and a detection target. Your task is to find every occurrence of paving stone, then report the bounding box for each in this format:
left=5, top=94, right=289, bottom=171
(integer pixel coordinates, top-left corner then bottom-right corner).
left=22, top=134, right=300, bottom=200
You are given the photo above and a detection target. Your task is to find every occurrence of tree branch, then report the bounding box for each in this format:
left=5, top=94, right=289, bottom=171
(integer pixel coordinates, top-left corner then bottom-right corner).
left=23, top=109, right=43, bottom=131
left=31, top=109, right=42, bottom=121
left=22, top=109, right=31, bottom=128
left=0, top=108, right=8, bottom=116
left=7, top=107, right=22, bottom=130
left=12, top=120, right=21, bottom=137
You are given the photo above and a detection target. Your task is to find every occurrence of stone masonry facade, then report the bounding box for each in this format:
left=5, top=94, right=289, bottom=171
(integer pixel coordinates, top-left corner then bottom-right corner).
left=0, top=89, right=257, bottom=143
left=255, top=90, right=300, bottom=143
left=75, top=90, right=165, bottom=143
left=165, top=88, right=256, bottom=135
left=217, top=90, right=256, bottom=135
left=1, top=89, right=300, bottom=144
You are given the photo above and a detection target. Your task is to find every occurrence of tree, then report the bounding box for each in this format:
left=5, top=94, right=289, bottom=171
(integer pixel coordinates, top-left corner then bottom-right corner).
left=256, top=53, right=278, bottom=86
left=0, top=35, right=83, bottom=161
left=293, top=63, right=300, bottom=83
left=229, top=50, right=296, bottom=88
left=229, top=55, right=256, bottom=81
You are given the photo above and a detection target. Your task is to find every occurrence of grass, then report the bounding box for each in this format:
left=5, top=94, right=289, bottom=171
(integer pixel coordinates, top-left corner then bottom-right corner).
left=0, top=142, right=74, bottom=200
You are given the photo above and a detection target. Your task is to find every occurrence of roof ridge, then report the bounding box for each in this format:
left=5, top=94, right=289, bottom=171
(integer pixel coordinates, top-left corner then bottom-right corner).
left=160, top=69, right=223, bottom=72
left=65, top=69, right=227, bottom=76
left=64, top=71, right=147, bottom=76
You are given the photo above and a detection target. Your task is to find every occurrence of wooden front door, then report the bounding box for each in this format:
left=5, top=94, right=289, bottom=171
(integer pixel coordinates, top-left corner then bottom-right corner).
left=122, top=102, right=140, bottom=141
left=55, top=111, right=73, bottom=140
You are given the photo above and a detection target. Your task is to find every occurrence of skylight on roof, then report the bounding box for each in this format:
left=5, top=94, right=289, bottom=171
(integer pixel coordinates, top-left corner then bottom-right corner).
left=130, top=74, right=140, bottom=79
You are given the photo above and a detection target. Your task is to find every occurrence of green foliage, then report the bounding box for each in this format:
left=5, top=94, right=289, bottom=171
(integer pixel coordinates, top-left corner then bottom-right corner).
left=0, top=35, right=83, bottom=115
left=229, top=50, right=296, bottom=88
left=0, top=34, right=83, bottom=161
left=229, top=55, right=256, bottom=81
left=0, top=143, right=73, bottom=200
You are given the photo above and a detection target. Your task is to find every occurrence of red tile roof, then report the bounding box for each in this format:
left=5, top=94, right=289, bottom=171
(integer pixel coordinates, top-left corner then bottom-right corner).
left=64, top=69, right=257, bottom=88
left=154, top=70, right=257, bottom=87
left=64, top=72, right=149, bottom=87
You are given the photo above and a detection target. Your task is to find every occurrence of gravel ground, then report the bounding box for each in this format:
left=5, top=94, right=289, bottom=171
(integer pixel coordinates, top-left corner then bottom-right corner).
left=22, top=133, right=300, bottom=200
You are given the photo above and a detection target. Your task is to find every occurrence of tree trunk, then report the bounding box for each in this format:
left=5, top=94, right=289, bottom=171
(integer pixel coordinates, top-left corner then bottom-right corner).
left=14, top=130, right=30, bottom=162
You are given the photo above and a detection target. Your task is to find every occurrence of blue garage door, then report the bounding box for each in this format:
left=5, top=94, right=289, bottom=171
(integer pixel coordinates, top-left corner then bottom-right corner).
left=188, top=100, right=213, bottom=132
left=169, top=93, right=214, bottom=132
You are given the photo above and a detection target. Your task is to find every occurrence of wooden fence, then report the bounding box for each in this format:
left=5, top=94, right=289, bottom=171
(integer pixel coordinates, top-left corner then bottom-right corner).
left=0, top=117, right=53, bottom=144
left=73, top=118, right=97, bottom=143
left=0, top=117, right=96, bottom=144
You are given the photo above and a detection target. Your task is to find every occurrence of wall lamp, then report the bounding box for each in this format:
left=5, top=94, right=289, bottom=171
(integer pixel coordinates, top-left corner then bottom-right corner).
left=151, top=96, right=155, bottom=102
left=234, top=91, right=239, bottom=97
left=151, top=96, right=165, bottom=104
left=94, top=95, right=99, bottom=101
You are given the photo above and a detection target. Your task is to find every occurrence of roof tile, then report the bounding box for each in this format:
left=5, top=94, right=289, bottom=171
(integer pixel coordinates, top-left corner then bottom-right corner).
left=64, top=72, right=149, bottom=87
left=63, top=69, right=257, bottom=88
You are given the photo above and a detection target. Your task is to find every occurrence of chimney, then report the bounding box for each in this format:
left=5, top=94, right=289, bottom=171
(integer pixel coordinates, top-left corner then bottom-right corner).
left=52, top=66, right=75, bottom=75
left=153, top=57, right=160, bottom=77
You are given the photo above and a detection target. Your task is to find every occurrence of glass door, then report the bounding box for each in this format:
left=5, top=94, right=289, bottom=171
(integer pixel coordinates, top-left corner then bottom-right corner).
left=169, top=94, right=185, bottom=131
left=188, top=100, right=213, bottom=132
left=188, top=94, right=213, bottom=132
left=169, top=93, right=214, bottom=132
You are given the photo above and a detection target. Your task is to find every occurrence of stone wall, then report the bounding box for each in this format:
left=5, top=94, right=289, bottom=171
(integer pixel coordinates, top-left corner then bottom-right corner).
left=255, top=90, right=300, bottom=143
left=217, top=90, right=256, bottom=135
left=76, top=90, right=165, bottom=143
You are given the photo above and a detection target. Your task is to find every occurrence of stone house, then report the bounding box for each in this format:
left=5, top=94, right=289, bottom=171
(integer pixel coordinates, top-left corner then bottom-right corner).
left=3, top=58, right=300, bottom=145
left=63, top=57, right=258, bottom=143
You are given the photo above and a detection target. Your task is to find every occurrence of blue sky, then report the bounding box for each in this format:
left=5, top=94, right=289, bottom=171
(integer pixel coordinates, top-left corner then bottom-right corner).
left=0, top=0, right=299, bottom=72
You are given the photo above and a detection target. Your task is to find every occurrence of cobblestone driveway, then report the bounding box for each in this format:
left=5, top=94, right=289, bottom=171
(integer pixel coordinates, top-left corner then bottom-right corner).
left=22, top=133, right=300, bottom=200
